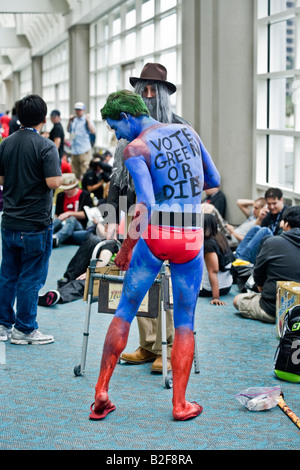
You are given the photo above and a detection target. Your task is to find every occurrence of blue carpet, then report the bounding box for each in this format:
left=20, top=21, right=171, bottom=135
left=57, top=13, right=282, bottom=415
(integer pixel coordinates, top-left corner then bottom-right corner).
left=0, top=240, right=299, bottom=451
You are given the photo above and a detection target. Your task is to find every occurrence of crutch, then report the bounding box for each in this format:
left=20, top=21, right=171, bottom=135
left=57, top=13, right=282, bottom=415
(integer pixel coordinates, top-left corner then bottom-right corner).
left=74, top=240, right=121, bottom=377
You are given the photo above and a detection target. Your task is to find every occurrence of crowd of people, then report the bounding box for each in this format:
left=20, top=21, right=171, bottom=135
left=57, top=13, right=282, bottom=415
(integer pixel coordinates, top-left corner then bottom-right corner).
left=0, top=62, right=299, bottom=421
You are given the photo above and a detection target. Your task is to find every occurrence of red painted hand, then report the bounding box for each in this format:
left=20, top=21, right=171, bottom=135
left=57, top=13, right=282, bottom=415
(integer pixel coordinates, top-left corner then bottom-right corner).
left=115, top=245, right=133, bottom=271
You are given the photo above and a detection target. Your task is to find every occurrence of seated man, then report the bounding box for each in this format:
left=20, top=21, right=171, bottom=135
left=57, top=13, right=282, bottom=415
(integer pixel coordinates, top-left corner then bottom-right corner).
left=202, top=186, right=226, bottom=218
left=202, top=197, right=266, bottom=248
left=225, top=197, right=266, bottom=245
left=81, top=155, right=112, bottom=206
left=235, top=187, right=288, bottom=264
left=233, top=206, right=300, bottom=323
left=38, top=231, right=119, bottom=307
left=53, top=173, right=93, bottom=247
left=89, top=90, right=220, bottom=422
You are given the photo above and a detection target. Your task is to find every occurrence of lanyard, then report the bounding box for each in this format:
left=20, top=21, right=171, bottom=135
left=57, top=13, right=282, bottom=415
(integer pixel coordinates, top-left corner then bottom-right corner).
left=20, top=126, right=38, bottom=133
left=270, top=212, right=281, bottom=234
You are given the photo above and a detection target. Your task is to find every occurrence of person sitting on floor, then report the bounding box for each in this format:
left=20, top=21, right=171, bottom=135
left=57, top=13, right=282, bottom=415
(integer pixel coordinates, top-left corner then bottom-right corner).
left=53, top=173, right=93, bottom=247
left=225, top=197, right=266, bottom=246
left=199, top=214, right=234, bottom=305
left=81, top=155, right=112, bottom=206
left=202, top=185, right=227, bottom=219
left=202, top=197, right=266, bottom=248
left=234, top=187, right=288, bottom=264
left=38, top=230, right=119, bottom=307
left=233, top=206, right=300, bottom=323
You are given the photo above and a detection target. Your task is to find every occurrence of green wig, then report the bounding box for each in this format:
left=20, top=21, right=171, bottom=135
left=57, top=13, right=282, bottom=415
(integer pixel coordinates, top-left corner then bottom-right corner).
left=101, top=89, right=150, bottom=121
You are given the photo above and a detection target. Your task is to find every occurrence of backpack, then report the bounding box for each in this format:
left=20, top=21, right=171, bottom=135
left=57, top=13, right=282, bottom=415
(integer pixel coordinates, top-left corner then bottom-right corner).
left=231, top=262, right=256, bottom=292
left=85, top=120, right=96, bottom=147
left=274, top=305, right=300, bottom=382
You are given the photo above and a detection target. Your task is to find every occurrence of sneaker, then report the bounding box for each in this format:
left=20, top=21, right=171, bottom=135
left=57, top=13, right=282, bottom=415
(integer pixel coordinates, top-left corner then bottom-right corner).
left=52, top=236, right=59, bottom=248
left=10, top=328, right=54, bottom=345
left=0, top=325, right=12, bottom=342
left=38, top=290, right=60, bottom=307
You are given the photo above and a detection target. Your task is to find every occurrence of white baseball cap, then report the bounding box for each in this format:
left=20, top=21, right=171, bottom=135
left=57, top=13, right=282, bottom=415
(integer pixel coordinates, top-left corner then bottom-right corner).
left=74, top=101, right=85, bottom=110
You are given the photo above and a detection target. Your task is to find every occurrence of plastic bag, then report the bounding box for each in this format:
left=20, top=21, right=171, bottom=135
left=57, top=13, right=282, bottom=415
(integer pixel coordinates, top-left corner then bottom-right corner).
left=234, top=386, right=281, bottom=411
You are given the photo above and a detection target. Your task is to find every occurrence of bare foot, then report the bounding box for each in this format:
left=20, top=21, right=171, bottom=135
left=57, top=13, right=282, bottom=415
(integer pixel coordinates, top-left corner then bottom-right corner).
left=173, top=401, right=203, bottom=421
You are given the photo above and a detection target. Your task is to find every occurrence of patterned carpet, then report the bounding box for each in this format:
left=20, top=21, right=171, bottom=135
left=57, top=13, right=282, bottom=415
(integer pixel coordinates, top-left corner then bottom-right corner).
left=0, top=241, right=299, bottom=451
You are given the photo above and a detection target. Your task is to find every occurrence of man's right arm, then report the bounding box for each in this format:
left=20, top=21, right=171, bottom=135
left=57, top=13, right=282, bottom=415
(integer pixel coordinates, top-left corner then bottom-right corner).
left=46, top=175, right=63, bottom=189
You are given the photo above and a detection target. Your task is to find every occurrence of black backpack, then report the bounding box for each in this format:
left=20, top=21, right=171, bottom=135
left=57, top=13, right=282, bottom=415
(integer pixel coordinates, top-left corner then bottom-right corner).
left=85, top=120, right=96, bottom=147
left=274, top=305, right=300, bottom=382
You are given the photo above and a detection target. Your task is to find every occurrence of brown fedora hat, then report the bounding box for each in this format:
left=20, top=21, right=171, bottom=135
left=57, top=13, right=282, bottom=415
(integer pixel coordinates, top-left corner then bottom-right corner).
left=130, top=63, right=177, bottom=95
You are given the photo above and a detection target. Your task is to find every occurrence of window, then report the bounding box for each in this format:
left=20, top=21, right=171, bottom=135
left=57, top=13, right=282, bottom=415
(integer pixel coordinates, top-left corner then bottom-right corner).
left=89, top=0, right=181, bottom=148
left=255, top=0, right=300, bottom=198
left=42, top=42, right=69, bottom=128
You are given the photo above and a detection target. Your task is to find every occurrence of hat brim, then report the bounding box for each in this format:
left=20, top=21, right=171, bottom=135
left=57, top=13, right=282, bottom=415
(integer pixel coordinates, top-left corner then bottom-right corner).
left=60, top=182, right=78, bottom=190
left=130, top=77, right=177, bottom=95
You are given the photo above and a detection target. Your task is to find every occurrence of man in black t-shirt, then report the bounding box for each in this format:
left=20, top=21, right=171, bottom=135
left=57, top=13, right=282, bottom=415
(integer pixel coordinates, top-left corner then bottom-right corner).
left=0, top=94, right=62, bottom=345
left=49, top=109, right=65, bottom=160
left=81, top=157, right=112, bottom=204
left=202, top=186, right=227, bottom=218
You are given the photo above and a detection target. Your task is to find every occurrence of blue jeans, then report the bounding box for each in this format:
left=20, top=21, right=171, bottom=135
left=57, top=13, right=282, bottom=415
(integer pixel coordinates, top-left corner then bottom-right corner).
left=236, top=226, right=272, bottom=263
left=54, top=216, right=87, bottom=245
left=0, top=225, right=53, bottom=333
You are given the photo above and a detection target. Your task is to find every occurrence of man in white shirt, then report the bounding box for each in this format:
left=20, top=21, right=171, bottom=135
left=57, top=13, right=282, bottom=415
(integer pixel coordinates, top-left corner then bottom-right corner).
left=67, top=101, right=96, bottom=180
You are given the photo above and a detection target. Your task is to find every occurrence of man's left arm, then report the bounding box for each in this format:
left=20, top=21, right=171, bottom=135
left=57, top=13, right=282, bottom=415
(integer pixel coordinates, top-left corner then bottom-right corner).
left=85, top=114, right=96, bottom=134
left=114, top=155, right=155, bottom=271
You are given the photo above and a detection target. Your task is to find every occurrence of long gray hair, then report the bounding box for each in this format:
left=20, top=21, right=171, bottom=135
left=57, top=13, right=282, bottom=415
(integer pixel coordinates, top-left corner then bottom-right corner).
left=134, top=80, right=173, bottom=123
left=111, top=80, right=174, bottom=189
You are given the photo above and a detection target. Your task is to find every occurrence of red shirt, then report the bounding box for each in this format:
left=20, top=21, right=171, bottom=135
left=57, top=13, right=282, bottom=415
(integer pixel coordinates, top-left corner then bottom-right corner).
left=63, top=189, right=82, bottom=213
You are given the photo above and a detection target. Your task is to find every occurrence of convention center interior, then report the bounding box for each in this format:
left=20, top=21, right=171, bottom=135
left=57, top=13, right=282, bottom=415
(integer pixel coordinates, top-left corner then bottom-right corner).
left=0, top=0, right=299, bottom=453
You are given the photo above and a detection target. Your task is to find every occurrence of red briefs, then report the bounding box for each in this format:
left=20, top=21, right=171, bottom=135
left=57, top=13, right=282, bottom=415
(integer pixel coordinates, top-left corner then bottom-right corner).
left=142, top=225, right=203, bottom=264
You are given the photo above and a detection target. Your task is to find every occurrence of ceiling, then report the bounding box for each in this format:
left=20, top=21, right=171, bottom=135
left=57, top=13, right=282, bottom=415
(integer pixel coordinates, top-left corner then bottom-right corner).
left=0, top=0, right=121, bottom=80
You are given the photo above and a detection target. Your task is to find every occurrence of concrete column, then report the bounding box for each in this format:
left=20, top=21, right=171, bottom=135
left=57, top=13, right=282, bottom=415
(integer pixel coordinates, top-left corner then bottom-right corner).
left=181, top=0, right=254, bottom=223
left=32, top=56, right=43, bottom=96
left=13, top=71, right=21, bottom=101
left=181, top=0, right=200, bottom=129
left=68, top=24, right=90, bottom=112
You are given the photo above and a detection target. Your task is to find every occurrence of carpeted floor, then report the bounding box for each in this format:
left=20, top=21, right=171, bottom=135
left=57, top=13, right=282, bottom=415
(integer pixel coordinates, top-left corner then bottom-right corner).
left=0, top=240, right=299, bottom=451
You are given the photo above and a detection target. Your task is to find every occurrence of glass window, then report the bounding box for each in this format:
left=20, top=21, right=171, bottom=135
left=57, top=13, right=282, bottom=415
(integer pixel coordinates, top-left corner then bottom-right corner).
left=269, top=77, right=295, bottom=129
left=160, top=0, right=177, bottom=13
left=270, top=0, right=295, bottom=15
left=124, top=32, right=136, bottom=61
left=126, top=4, right=136, bottom=30
left=141, top=23, right=155, bottom=55
left=97, top=72, right=108, bottom=96
left=142, top=0, right=155, bottom=22
left=159, top=50, right=177, bottom=83
left=108, top=68, right=121, bottom=93
left=98, top=44, right=108, bottom=69
left=268, top=135, right=294, bottom=188
left=256, top=0, right=299, bottom=196
left=112, top=15, right=121, bottom=36
left=270, top=19, right=295, bottom=73
left=89, top=0, right=180, bottom=148
left=257, top=0, right=269, bottom=18
left=159, top=14, right=177, bottom=49
left=109, top=39, right=121, bottom=66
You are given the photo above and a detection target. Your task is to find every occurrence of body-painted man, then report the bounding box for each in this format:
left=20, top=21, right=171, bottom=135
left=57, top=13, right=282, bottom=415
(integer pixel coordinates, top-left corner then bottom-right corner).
left=89, top=90, right=220, bottom=421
